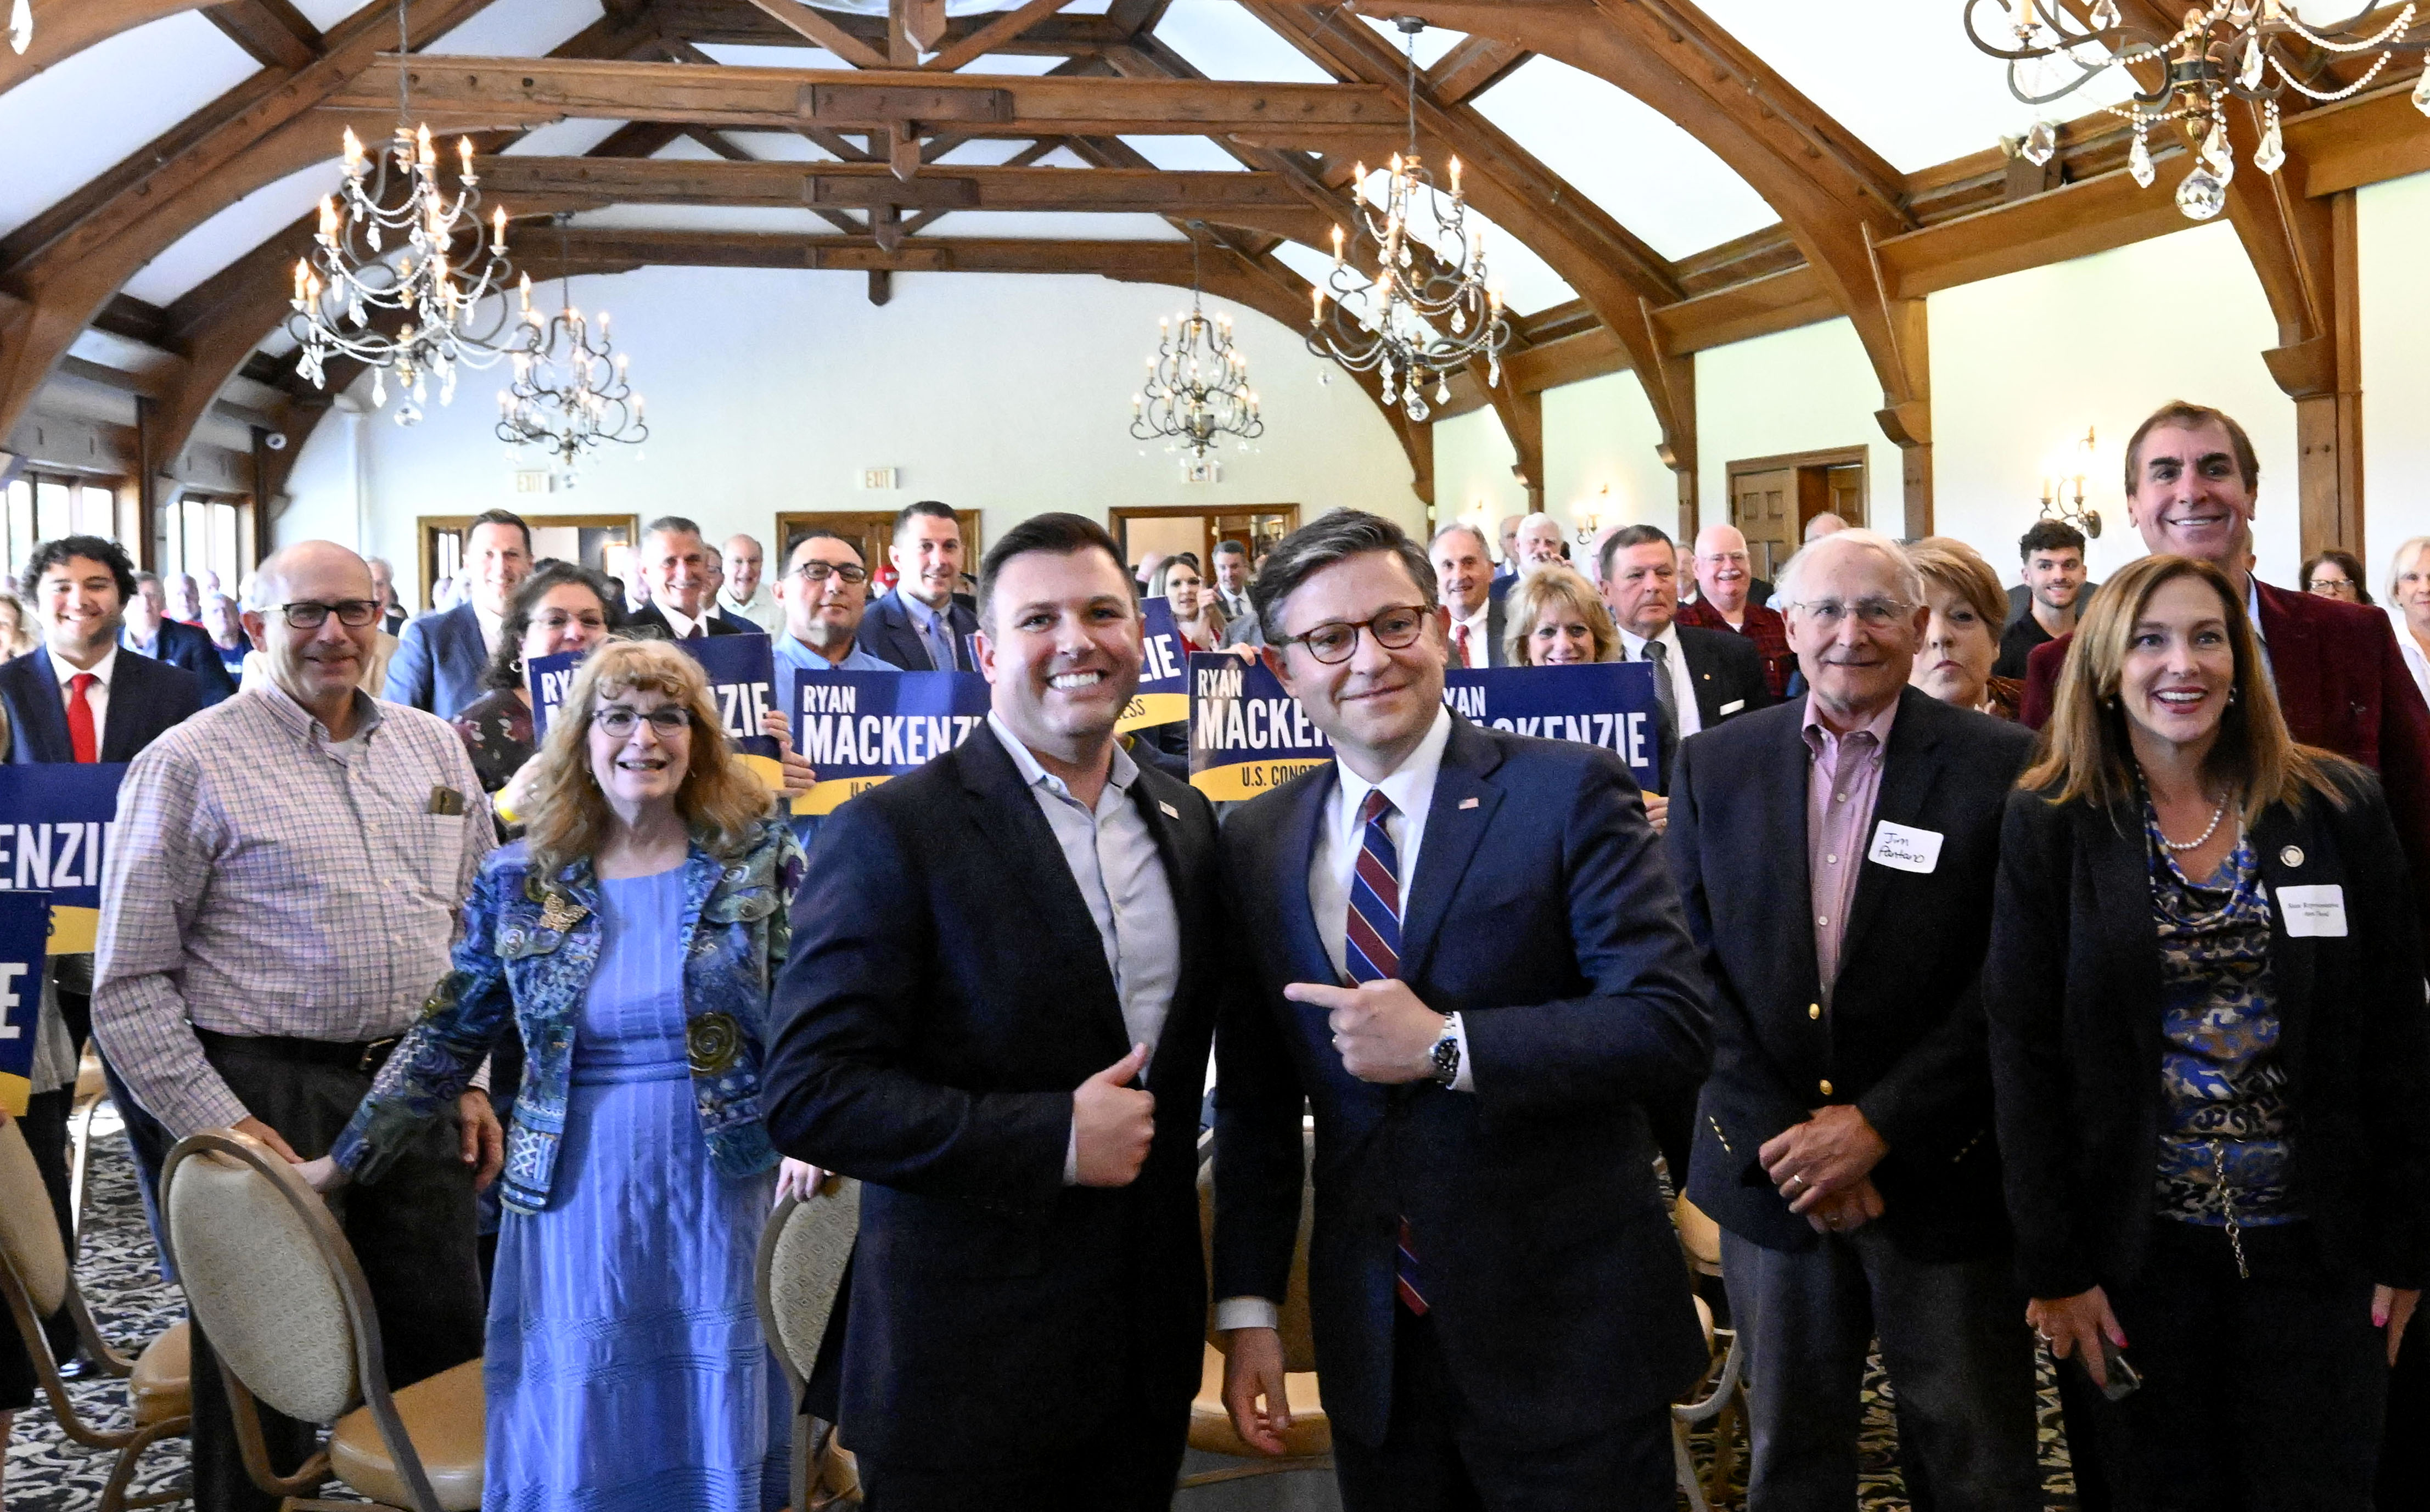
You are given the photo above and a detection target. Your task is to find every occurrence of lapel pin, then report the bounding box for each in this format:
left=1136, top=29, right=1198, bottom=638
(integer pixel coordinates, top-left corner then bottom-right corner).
left=1158, top=800, right=1180, bottom=818
left=2279, top=845, right=2304, bottom=868
left=1458, top=797, right=1479, bottom=810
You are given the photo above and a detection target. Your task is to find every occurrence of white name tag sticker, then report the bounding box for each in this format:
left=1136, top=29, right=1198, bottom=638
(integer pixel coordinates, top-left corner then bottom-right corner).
left=1720, top=699, right=1746, bottom=716
left=2277, top=884, right=2349, bottom=937
left=1867, top=820, right=1945, bottom=874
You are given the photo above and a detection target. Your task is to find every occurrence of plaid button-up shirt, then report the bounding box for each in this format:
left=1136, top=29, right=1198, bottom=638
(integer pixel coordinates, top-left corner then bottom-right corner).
left=92, top=685, right=495, bottom=1136
left=1676, top=597, right=1795, bottom=700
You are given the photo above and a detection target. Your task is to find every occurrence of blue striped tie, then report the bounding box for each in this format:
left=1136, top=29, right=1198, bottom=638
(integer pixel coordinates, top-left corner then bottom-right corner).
left=1346, top=791, right=1427, bottom=1314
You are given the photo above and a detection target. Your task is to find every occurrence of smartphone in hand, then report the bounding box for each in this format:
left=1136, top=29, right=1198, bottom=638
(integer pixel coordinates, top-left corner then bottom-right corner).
left=2095, top=1336, right=2142, bottom=1402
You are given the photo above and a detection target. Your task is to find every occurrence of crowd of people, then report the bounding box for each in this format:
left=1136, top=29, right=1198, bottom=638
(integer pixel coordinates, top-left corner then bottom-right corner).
left=0, top=395, right=2424, bottom=1512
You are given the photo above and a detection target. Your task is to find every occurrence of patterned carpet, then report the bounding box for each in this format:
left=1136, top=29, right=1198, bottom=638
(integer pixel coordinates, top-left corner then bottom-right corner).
left=4, top=1113, right=2081, bottom=1511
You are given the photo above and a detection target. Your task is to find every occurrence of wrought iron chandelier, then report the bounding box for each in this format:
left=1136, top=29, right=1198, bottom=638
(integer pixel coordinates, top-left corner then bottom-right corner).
left=495, top=224, right=648, bottom=474
left=1968, top=0, right=2430, bottom=222
left=1306, top=15, right=1509, bottom=423
left=286, top=0, right=518, bottom=423
left=1130, top=235, right=1262, bottom=463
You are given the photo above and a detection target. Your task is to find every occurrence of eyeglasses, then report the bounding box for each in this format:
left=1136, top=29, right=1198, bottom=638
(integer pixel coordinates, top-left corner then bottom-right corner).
left=1783, top=597, right=1915, bottom=629
left=274, top=599, right=381, bottom=629
left=1280, top=604, right=1430, bottom=665
left=792, top=562, right=869, bottom=585
left=592, top=706, right=693, bottom=737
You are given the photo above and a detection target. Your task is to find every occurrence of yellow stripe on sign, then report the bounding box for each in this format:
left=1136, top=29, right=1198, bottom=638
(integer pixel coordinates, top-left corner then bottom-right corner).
left=48, top=906, right=98, bottom=957
left=1116, top=692, right=1188, bottom=735
left=1, top=1070, right=30, bottom=1118
left=1189, top=760, right=1330, bottom=801
left=738, top=752, right=787, bottom=789
left=793, top=775, right=894, bottom=817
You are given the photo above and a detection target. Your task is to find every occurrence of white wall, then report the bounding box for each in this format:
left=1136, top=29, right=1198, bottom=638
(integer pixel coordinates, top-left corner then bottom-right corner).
left=1430, top=404, right=1529, bottom=548
left=1694, top=317, right=1898, bottom=532
left=279, top=265, right=1426, bottom=599
left=2358, top=170, right=2430, bottom=595
left=1544, top=370, right=1677, bottom=538
left=1928, top=220, right=2297, bottom=588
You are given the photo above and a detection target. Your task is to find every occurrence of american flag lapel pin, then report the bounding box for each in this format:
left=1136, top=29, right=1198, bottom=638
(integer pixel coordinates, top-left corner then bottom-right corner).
left=1159, top=800, right=1180, bottom=818
left=1458, top=797, right=1479, bottom=810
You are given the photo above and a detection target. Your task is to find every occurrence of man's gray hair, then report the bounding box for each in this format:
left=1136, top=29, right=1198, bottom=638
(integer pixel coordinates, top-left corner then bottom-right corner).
left=1248, top=510, right=1436, bottom=644
left=1774, top=528, right=1923, bottom=611
left=1428, top=522, right=1491, bottom=557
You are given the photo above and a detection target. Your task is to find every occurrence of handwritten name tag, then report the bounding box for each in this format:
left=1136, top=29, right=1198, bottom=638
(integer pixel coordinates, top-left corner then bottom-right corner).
left=1866, top=820, right=1944, bottom=874
left=1720, top=699, right=1746, bottom=716
left=2276, top=884, right=2348, bottom=937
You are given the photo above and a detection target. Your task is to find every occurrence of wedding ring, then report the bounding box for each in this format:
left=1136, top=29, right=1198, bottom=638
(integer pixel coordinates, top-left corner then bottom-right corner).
left=1787, top=1174, right=1809, bottom=1194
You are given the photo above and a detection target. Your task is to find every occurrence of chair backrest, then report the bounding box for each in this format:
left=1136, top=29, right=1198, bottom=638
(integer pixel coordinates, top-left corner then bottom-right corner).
left=1674, top=1195, right=1724, bottom=1275
left=0, top=1115, right=68, bottom=1317
left=162, top=1133, right=364, bottom=1426
left=756, top=1178, right=861, bottom=1390
left=1197, top=1125, right=1320, bottom=1374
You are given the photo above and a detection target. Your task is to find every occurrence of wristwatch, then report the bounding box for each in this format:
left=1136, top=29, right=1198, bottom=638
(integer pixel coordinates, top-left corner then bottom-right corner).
left=1428, top=1016, right=1460, bottom=1087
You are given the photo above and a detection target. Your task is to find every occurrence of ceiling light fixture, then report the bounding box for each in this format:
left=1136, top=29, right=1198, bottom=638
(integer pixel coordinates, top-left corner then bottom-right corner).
left=495, top=219, right=647, bottom=477
left=1131, top=231, right=1262, bottom=468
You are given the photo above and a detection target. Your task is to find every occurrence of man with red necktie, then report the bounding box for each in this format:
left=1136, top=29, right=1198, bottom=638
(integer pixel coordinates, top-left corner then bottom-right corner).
left=1428, top=522, right=1503, bottom=670
left=1215, top=512, right=1711, bottom=1510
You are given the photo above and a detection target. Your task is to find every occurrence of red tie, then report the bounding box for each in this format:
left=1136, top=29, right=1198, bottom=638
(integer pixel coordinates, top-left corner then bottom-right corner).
left=66, top=673, right=98, bottom=763
left=1453, top=623, right=1472, bottom=668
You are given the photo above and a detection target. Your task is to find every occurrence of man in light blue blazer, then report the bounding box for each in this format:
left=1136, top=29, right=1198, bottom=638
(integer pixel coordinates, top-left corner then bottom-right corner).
left=384, top=509, right=531, bottom=716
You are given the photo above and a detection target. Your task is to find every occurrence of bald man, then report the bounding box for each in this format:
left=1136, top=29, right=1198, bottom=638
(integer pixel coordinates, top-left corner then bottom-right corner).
left=1677, top=524, right=1793, bottom=699
left=719, top=532, right=782, bottom=633
left=95, top=541, right=496, bottom=1512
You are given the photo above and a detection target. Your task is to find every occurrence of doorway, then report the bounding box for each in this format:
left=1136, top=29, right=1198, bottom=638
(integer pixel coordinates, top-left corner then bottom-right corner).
left=771, top=509, right=985, bottom=596
left=1109, top=506, right=1300, bottom=575
left=1725, top=448, right=1868, bottom=578
left=417, top=513, right=636, bottom=610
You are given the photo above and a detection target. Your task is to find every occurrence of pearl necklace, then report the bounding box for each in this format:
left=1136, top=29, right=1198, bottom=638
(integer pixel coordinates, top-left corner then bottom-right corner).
left=2157, top=791, right=2232, bottom=852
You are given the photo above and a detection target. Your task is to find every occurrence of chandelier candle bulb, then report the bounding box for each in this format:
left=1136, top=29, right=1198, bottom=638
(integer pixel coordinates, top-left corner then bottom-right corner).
left=344, top=127, right=365, bottom=174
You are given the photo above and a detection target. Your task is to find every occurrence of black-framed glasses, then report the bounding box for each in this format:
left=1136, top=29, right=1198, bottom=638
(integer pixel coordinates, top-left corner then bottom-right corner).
left=1279, top=604, right=1430, bottom=665
left=276, top=599, right=381, bottom=629
left=593, top=706, right=693, bottom=737
left=792, top=562, right=869, bottom=585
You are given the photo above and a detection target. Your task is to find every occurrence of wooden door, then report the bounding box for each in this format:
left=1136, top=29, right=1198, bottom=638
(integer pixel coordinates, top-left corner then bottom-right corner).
left=773, top=509, right=984, bottom=593
left=1731, top=468, right=1795, bottom=581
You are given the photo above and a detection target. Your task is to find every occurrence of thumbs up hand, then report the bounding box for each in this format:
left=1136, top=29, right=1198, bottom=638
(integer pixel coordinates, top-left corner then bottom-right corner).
left=1071, top=1043, right=1155, bottom=1188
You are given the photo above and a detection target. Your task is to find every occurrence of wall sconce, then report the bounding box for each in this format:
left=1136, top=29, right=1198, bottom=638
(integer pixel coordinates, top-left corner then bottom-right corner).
left=2039, top=427, right=2103, bottom=538
left=1575, top=484, right=1612, bottom=544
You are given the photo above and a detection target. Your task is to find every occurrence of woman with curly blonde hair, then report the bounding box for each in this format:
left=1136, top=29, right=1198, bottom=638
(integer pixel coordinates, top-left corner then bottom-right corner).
left=306, top=638, right=809, bottom=1510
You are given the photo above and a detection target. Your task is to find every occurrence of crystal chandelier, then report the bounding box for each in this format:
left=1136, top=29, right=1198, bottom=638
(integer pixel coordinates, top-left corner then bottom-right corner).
left=9, top=0, right=31, bottom=55
left=1969, top=0, right=2430, bottom=222
left=287, top=0, right=518, bottom=423
left=496, top=227, right=648, bottom=474
left=1306, top=16, right=1509, bottom=423
left=1130, top=237, right=1262, bottom=463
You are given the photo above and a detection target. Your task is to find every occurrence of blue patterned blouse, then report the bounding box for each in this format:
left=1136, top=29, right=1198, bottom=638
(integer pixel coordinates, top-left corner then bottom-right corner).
left=329, top=818, right=805, bottom=1214
left=2146, top=805, right=2301, bottom=1228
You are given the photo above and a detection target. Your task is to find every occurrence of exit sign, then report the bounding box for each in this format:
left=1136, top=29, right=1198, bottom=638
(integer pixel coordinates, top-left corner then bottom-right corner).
left=858, top=467, right=901, bottom=491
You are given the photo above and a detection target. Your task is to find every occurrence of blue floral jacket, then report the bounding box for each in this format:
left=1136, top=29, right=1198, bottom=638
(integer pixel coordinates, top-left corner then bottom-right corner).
left=330, top=819, right=804, bottom=1214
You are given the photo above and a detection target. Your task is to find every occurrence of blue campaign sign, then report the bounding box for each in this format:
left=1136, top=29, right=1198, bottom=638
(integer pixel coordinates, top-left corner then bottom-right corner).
left=1119, top=597, right=1189, bottom=734
left=789, top=668, right=992, bottom=815
left=530, top=634, right=782, bottom=765
left=0, top=763, right=126, bottom=955
left=0, top=891, right=50, bottom=1115
left=1188, top=655, right=1663, bottom=801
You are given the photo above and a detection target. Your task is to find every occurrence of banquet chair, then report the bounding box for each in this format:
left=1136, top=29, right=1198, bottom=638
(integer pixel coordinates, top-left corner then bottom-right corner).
left=0, top=1112, right=190, bottom=1511
left=1670, top=1194, right=1746, bottom=1510
left=1181, top=1126, right=1330, bottom=1491
left=161, top=1128, right=482, bottom=1512
left=756, top=1175, right=863, bottom=1510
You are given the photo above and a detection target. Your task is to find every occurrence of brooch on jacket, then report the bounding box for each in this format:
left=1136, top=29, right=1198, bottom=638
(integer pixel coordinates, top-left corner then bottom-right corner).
left=536, top=890, right=587, bottom=933
left=687, top=1011, right=741, bottom=1075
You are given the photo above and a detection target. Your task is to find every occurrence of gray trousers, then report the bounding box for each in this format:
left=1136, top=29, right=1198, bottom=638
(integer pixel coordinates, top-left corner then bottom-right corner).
left=1721, top=1223, right=2040, bottom=1512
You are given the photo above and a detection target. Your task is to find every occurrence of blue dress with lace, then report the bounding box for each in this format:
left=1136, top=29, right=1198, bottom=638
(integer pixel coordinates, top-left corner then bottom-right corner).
left=482, top=865, right=787, bottom=1511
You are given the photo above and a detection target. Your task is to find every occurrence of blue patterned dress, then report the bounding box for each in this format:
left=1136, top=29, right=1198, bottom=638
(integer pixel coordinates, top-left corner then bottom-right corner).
left=483, top=865, right=788, bottom=1511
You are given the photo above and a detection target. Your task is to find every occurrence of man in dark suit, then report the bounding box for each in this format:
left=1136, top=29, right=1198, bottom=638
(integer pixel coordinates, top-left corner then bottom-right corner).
left=1429, top=521, right=1505, bottom=668
left=856, top=499, right=980, bottom=671
left=367, top=556, right=407, bottom=636
left=120, top=571, right=237, bottom=704
left=383, top=508, right=531, bottom=715
left=1668, top=527, right=2041, bottom=1511
left=622, top=515, right=749, bottom=640
left=1676, top=524, right=1795, bottom=700
left=1484, top=511, right=1565, bottom=606
left=1214, top=510, right=1711, bottom=1510
left=764, top=513, right=1222, bottom=1509
left=1597, top=524, right=1770, bottom=811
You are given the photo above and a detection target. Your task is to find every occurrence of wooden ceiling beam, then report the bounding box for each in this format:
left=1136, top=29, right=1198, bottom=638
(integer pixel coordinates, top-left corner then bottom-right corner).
left=921, top=0, right=1073, bottom=74
left=734, top=0, right=888, bottom=68
left=2, top=0, right=216, bottom=97
left=1426, top=36, right=1527, bottom=106
left=327, top=55, right=1406, bottom=139
left=652, top=0, right=1122, bottom=55
left=200, top=0, right=321, bottom=70
left=470, top=156, right=1311, bottom=216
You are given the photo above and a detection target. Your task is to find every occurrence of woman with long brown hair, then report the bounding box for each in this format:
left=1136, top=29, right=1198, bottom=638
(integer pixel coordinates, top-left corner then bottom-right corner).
left=1984, top=553, right=2428, bottom=1509
left=302, top=639, right=808, bottom=1509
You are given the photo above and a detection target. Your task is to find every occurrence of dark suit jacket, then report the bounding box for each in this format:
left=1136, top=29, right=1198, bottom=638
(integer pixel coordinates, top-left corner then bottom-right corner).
left=1215, top=718, right=1712, bottom=1451
left=623, top=604, right=748, bottom=641
left=1669, top=687, right=2035, bottom=1261
left=2021, top=578, right=2430, bottom=960
left=1984, top=776, right=2430, bottom=1299
left=762, top=730, right=1224, bottom=1471
left=131, top=619, right=237, bottom=706
left=0, top=647, right=201, bottom=764
left=1653, top=624, right=1774, bottom=791
left=854, top=588, right=980, bottom=671
left=382, top=603, right=489, bottom=717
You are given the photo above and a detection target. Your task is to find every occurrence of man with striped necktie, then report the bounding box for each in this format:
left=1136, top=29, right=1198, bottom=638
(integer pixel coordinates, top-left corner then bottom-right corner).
left=1212, top=510, right=1713, bottom=1510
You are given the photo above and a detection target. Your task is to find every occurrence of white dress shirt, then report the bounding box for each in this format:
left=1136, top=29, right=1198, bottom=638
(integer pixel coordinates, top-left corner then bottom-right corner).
left=658, top=604, right=711, bottom=639
left=474, top=604, right=505, bottom=657
left=2392, top=606, right=2430, bottom=710
left=1447, top=602, right=1492, bottom=668
left=1618, top=622, right=1703, bottom=738
left=52, top=643, right=118, bottom=749
left=986, top=716, right=1182, bottom=1184
left=719, top=585, right=783, bottom=634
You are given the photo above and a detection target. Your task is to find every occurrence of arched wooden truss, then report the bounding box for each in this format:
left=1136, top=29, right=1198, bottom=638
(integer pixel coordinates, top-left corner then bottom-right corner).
left=2, top=0, right=2423, bottom=555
